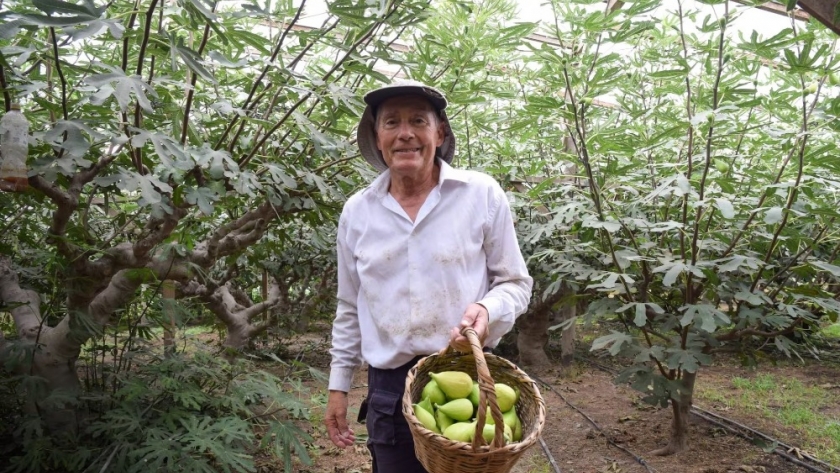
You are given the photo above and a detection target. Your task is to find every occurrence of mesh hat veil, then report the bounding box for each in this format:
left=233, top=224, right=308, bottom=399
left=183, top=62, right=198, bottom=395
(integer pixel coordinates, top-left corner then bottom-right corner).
left=356, top=79, right=456, bottom=172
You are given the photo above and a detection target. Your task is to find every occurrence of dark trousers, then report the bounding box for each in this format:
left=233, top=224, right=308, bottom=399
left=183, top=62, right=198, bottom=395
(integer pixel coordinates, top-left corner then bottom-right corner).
left=364, top=356, right=428, bottom=473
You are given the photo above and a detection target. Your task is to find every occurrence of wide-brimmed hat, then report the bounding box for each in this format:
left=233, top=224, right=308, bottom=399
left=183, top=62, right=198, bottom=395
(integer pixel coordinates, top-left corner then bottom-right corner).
left=356, top=79, right=456, bottom=172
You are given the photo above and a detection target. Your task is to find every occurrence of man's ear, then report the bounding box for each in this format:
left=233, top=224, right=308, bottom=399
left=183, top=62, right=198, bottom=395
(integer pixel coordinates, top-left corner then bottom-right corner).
left=435, top=120, right=446, bottom=147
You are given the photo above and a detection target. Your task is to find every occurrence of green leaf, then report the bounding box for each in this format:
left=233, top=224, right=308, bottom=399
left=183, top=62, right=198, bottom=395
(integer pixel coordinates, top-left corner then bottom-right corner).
left=85, top=71, right=158, bottom=112
left=714, top=198, right=735, bottom=219
left=811, top=261, right=840, bottom=277
left=652, top=261, right=686, bottom=287
left=208, top=50, right=247, bottom=68
left=0, top=18, right=25, bottom=39
left=129, top=128, right=190, bottom=169
left=174, top=41, right=217, bottom=84
left=665, top=349, right=702, bottom=372
left=180, top=0, right=217, bottom=20
left=18, top=12, right=99, bottom=26
left=591, top=331, right=633, bottom=355
left=648, top=69, right=688, bottom=79
left=764, top=207, right=783, bottom=224
left=185, top=187, right=218, bottom=215
left=581, top=217, right=620, bottom=232
left=680, top=304, right=730, bottom=332
left=785, top=0, right=798, bottom=11
left=193, top=145, right=239, bottom=179
left=32, top=0, right=103, bottom=17
left=634, top=303, right=647, bottom=327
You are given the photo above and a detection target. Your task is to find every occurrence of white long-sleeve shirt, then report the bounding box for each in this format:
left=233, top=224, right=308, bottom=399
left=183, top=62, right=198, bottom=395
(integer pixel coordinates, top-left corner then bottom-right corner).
left=328, top=160, right=533, bottom=392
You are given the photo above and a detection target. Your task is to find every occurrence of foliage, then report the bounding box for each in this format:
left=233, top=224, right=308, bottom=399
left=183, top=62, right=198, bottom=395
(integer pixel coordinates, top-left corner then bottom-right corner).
left=500, top=0, right=840, bottom=408
left=822, top=322, right=840, bottom=338
left=1, top=336, right=317, bottom=473
left=0, top=0, right=431, bottom=468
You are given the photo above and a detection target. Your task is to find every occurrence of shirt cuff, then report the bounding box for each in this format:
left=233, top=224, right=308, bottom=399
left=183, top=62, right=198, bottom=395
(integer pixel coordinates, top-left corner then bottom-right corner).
left=328, top=367, right=356, bottom=392
left=478, top=297, right=505, bottom=326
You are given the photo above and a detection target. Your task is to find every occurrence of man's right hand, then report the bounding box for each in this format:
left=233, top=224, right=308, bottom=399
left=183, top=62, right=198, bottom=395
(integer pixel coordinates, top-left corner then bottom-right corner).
left=325, top=390, right=355, bottom=448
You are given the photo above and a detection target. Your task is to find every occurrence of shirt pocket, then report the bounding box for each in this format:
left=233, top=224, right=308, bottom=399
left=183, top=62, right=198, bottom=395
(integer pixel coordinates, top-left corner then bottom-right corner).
left=366, top=390, right=401, bottom=446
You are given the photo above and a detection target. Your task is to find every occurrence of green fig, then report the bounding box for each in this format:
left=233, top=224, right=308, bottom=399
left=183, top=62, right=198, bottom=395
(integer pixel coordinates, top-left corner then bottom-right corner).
left=468, top=381, right=480, bottom=407
left=436, top=398, right=475, bottom=422
left=413, top=403, right=439, bottom=433
left=418, top=396, right=434, bottom=416
left=513, top=416, right=522, bottom=441
left=430, top=371, right=473, bottom=400
left=435, top=409, right=454, bottom=432
left=443, top=421, right=476, bottom=443
left=494, top=383, right=517, bottom=412
left=479, top=406, right=495, bottom=425
left=481, top=423, right=512, bottom=443
left=421, top=379, right=446, bottom=406
left=502, top=409, right=518, bottom=430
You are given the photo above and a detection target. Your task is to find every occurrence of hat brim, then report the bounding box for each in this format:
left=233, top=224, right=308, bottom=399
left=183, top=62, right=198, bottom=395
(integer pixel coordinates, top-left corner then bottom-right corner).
left=356, top=105, right=456, bottom=173
left=363, top=84, right=448, bottom=112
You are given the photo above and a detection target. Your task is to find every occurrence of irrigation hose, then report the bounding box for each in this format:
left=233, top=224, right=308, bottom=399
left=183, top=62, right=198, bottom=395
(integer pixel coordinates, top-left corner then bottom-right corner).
left=539, top=436, right=563, bottom=473
left=576, top=354, right=840, bottom=473
left=527, top=371, right=658, bottom=473
left=690, top=409, right=833, bottom=473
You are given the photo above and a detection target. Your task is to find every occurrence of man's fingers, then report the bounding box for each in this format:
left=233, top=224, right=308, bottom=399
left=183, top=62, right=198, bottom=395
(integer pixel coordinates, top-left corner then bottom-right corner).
left=451, top=304, right=490, bottom=352
left=325, top=391, right=354, bottom=448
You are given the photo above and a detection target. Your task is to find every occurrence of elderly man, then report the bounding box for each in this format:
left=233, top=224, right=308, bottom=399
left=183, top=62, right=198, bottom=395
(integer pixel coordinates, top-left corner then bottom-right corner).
left=324, top=79, right=533, bottom=472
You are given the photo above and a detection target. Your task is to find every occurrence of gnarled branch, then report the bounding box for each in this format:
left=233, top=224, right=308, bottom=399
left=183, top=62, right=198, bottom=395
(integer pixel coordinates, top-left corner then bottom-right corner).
left=0, top=256, right=43, bottom=340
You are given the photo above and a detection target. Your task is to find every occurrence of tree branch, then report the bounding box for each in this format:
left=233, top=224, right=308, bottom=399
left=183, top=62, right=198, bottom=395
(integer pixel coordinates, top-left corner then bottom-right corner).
left=75, top=142, right=125, bottom=186
left=716, top=318, right=802, bottom=342
left=87, top=269, right=146, bottom=330
left=49, top=28, right=69, bottom=121
left=181, top=2, right=217, bottom=146
left=0, top=257, right=43, bottom=340
left=215, top=1, right=324, bottom=151
left=240, top=283, right=282, bottom=322
left=239, top=3, right=400, bottom=167
left=197, top=200, right=275, bottom=264
left=0, top=53, right=11, bottom=112
left=133, top=206, right=187, bottom=259
left=28, top=175, right=80, bottom=258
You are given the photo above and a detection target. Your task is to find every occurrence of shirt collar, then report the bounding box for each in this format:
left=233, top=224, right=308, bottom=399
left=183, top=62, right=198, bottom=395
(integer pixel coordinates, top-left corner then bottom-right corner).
left=370, top=158, right=471, bottom=195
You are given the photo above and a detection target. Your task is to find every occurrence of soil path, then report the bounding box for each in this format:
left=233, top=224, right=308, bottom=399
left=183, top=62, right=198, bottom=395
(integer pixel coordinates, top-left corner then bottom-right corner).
left=291, top=359, right=827, bottom=473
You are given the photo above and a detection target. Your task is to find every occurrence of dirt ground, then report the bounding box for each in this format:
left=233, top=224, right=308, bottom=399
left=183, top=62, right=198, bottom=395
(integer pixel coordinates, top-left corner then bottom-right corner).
left=274, top=335, right=839, bottom=473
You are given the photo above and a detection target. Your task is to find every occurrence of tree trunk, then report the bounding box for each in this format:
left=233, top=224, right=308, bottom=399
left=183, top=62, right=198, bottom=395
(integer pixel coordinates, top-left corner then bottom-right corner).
left=22, top=322, right=84, bottom=433
left=162, top=280, right=176, bottom=357
left=651, top=370, right=697, bottom=456
left=517, top=283, right=576, bottom=371
left=557, top=303, right=576, bottom=368
left=517, top=306, right=552, bottom=369
left=2, top=259, right=145, bottom=432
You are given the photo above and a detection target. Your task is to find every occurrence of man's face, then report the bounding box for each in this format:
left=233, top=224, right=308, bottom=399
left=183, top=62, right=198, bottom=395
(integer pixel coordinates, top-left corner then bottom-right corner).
left=375, top=95, right=445, bottom=175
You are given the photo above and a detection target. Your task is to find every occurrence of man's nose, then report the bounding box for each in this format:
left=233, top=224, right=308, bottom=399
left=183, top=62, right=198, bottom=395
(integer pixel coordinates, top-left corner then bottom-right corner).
left=395, top=121, right=415, bottom=139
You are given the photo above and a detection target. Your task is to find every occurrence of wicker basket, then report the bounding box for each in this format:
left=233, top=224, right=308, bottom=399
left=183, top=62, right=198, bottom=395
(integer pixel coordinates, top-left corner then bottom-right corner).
left=402, top=328, right=546, bottom=473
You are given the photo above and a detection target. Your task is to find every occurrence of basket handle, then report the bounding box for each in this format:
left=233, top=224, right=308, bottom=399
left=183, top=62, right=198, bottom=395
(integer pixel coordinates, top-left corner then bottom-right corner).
left=458, top=327, right=507, bottom=451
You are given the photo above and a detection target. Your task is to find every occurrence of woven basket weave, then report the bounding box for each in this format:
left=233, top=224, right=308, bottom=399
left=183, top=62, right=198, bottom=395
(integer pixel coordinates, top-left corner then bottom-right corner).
left=402, top=328, right=546, bottom=473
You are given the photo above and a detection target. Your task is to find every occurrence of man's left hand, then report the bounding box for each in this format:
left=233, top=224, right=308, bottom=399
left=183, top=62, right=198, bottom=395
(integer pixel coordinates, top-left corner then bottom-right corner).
left=450, top=303, right=489, bottom=352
